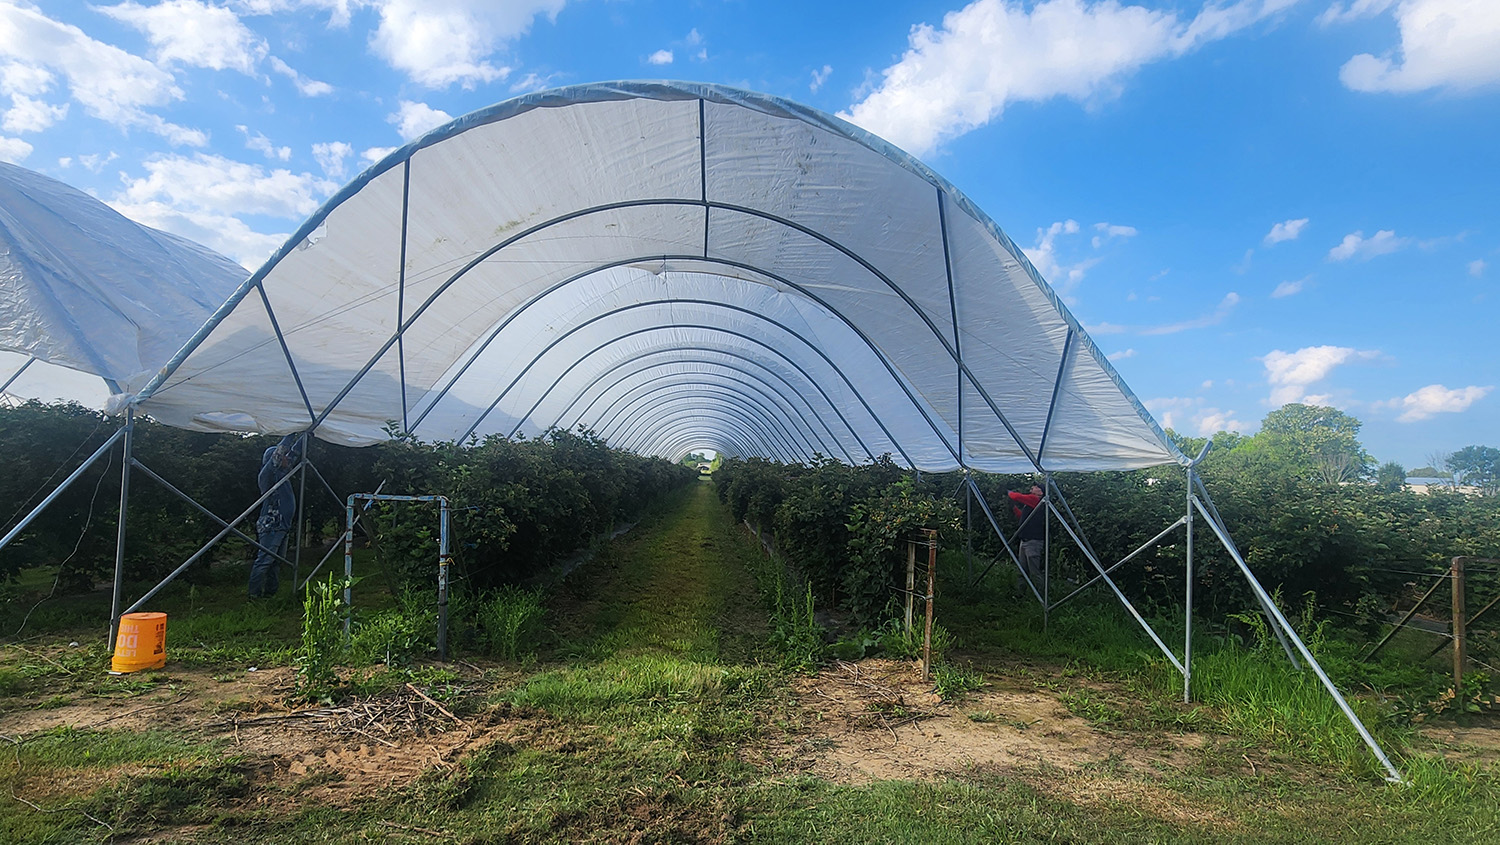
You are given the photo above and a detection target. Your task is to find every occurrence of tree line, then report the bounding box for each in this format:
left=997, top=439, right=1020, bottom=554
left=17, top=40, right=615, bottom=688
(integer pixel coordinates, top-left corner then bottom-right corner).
left=713, top=403, right=1500, bottom=627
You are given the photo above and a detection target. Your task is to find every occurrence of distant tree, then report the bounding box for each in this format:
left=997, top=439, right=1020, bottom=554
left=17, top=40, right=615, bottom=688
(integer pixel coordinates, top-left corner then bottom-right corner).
left=1425, top=450, right=1456, bottom=488
left=1407, top=466, right=1452, bottom=479
left=1374, top=461, right=1405, bottom=492
left=1257, top=404, right=1373, bottom=483
left=1447, top=445, right=1500, bottom=496
left=680, top=452, right=709, bottom=467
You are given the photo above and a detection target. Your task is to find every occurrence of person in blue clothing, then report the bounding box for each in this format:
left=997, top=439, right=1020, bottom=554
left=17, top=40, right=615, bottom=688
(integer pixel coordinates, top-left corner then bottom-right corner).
left=248, top=434, right=301, bottom=598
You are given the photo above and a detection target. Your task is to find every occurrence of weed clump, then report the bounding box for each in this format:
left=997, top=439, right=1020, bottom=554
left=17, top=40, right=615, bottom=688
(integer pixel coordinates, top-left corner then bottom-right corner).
left=295, top=574, right=347, bottom=699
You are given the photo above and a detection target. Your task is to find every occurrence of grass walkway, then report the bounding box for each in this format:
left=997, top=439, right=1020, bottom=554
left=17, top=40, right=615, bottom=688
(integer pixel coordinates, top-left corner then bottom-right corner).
left=548, top=479, right=768, bottom=663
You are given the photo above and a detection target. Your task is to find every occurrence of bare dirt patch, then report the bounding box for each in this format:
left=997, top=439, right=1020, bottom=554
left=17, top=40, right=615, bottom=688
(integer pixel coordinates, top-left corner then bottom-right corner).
left=1419, top=718, right=1500, bottom=765
left=754, top=658, right=1206, bottom=785
left=0, top=660, right=545, bottom=808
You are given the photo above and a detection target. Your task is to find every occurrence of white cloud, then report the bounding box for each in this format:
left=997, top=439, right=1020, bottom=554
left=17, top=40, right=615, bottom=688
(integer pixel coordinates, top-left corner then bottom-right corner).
left=811, top=64, right=832, bottom=92
left=0, top=63, right=66, bottom=132
left=1262, top=345, right=1377, bottom=405
left=0, top=60, right=50, bottom=96
left=1143, top=396, right=1247, bottom=436
left=840, top=0, right=1299, bottom=156
left=113, top=152, right=338, bottom=220
left=1271, top=277, right=1307, bottom=298
left=109, top=198, right=284, bottom=270
left=1139, top=292, right=1240, bottom=335
left=105, top=148, right=340, bottom=265
left=0, top=4, right=204, bottom=145
left=2, top=93, right=66, bottom=133
left=0, top=134, right=31, bottom=162
left=369, top=0, right=565, bottom=88
left=1144, top=396, right=1194, bottom=431
left=685, top=28, right=707, bottom=60
left=1084, top=321, right=1127, bottom=335
left=1470, top=259, right=1487, bottom=277
left=237, top=0, right=356, bottom=29
left=1332, top=0, right=1500, bottom=93
left=239, top=125, right=290, bottom=161
left=98, top=0, right=267, bottom=74
left=1318, top=0, right=1397, bottom=26
left=1389, top=384, right=1493, bottom=422
left=1194, top=408, right=1248, bottom=436
left=648, top=49, right=673, bottom=65
left=1091, top=222, right=1137, bottom=248
left=1264, top=217, right=1308, bottom=244
left=509, top=71, right=556, bottom=93
left=389, top=100, right=452, bottom=140
left=362, top=145, right=397, bottom=165
left=1023, top=219, right=1101, bottom=297
left=268, top=56, right=333, bottom=96
left=1107, top=348, right=1136, bottom=361
left=312, top=141, right=353, bottom=180
left=79, top=152, right=118, bottom=172
left=1328, top=229, right=1408, bottom=261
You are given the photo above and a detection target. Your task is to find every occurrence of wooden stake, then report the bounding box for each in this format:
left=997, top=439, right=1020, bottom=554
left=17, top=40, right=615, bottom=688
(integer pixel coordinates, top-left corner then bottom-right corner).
left=905, top=541, right=916, bottom=633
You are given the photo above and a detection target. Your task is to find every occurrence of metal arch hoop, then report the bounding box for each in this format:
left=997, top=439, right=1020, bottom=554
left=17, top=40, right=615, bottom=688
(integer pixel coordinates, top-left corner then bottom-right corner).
left=581, top=369, right=847, bottom=462
left=555, top=353, right=870, bottom=462
left=455, top=312, right=926, bottom=468
left=599, top=386, right=811, bottom=462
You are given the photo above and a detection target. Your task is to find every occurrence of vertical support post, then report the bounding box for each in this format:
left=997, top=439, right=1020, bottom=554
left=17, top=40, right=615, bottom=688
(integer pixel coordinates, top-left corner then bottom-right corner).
left=343, top=497, right=355, bottom=640
left=965, top=479, right=973, bottom=586
left=1453, top=556, right=1466, bottom=693
left=923, top=529, right=936, bottom=683
left=293, top=434, right=308, bottom=591
left=1184, top=466, right=1196, bottom=703
left=1042, top=472, right=1050, bottom=631
left=905, top=541, right=916, bottom=633
left=108, top=408, right=135, bottom=650
left=438, top=499, right=451, bottom=661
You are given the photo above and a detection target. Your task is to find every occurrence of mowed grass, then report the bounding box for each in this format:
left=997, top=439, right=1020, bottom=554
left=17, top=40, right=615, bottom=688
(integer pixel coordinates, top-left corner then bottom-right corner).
left=2, top=481, right=1500, bottom=842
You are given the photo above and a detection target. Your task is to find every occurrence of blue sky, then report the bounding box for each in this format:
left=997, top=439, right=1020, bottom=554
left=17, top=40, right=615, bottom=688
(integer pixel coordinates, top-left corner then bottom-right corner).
left=0, top=0, right=1495, bottom=469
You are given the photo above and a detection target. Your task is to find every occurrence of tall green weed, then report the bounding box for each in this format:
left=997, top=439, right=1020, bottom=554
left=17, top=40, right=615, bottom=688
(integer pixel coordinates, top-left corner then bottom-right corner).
left=296, top=575, right=347, bottom=699
left=475, top=586, right=546, bottom=662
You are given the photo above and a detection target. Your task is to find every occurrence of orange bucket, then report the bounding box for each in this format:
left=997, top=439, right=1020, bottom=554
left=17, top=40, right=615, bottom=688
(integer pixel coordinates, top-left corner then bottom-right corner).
left=111, top=612, right=167, bottom=673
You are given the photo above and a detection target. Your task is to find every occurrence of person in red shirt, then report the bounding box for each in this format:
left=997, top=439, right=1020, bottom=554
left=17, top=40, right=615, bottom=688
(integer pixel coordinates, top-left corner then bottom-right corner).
left=1008, top=483, right=1046, bottom=595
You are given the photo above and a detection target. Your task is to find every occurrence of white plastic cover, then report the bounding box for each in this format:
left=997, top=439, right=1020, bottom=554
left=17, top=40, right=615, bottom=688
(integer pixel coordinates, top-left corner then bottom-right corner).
left=0, top=161, right=247, bottom=391
left=133, top=82, right=1185, bottom=472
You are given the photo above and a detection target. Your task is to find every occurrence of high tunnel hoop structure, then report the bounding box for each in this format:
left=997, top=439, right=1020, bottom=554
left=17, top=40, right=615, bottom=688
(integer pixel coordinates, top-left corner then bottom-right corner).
left=62, top=81, right=1397, bottom=779
left=130, top=81, right=1183, bottom=475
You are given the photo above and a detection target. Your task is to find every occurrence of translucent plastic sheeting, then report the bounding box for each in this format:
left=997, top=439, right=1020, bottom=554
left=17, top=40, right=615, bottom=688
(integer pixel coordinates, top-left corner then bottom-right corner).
left=0, top=162, right=247, bottom=391
left=132, top=82, right=1185, bottom=473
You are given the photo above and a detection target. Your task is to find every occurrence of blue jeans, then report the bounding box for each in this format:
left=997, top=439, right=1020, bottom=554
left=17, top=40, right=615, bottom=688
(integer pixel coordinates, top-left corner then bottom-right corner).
left=249, top=526, right=288, bottom=598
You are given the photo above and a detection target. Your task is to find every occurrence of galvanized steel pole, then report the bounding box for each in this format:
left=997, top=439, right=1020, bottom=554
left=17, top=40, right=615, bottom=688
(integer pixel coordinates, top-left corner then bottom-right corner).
left=1184, top=465, right=1195, bottom=703
left=108, top=408, right=135, bottom=650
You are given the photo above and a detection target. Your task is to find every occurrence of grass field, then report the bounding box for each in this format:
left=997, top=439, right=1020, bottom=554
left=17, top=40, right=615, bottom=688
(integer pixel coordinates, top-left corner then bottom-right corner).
left=0, top=479, right=1497, bottom=843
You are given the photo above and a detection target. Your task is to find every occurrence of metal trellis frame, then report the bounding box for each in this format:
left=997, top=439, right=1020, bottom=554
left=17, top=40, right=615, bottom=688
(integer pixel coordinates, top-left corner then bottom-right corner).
left=344, top=493, right=452, bottom=659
